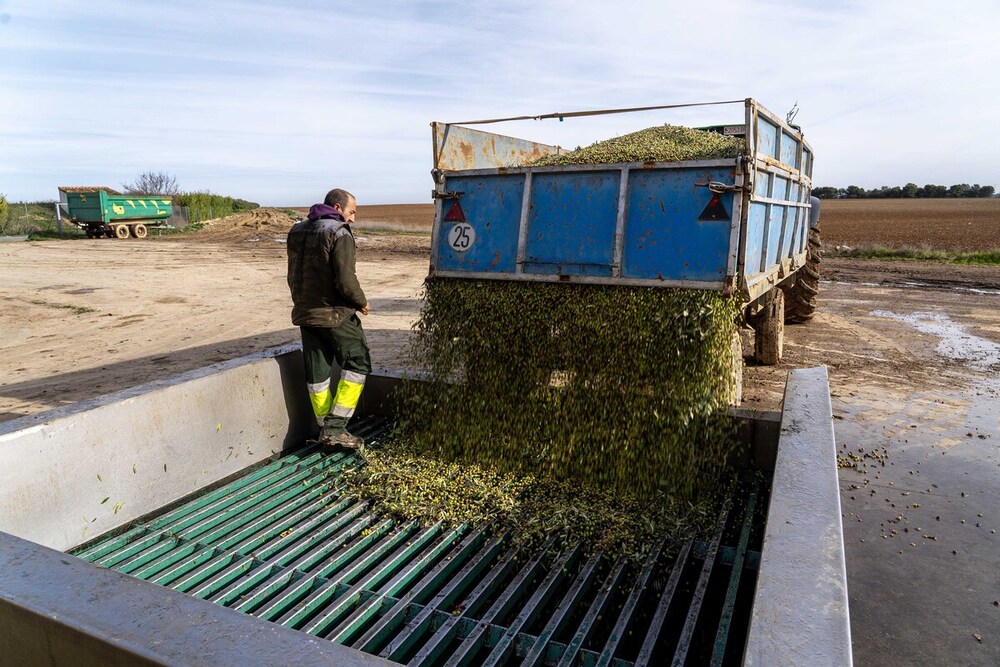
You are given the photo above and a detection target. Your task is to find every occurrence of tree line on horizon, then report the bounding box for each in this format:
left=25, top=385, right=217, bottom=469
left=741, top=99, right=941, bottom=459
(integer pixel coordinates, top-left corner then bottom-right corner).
left=813, top=183, right=996, bottom=199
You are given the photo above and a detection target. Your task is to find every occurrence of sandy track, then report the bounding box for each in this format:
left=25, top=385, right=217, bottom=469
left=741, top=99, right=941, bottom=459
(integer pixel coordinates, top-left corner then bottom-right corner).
left=0, top=238, right=427, bottom=421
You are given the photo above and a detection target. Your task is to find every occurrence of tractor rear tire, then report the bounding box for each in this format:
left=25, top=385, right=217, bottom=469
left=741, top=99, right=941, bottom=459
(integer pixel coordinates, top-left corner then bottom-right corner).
left=784, top=225, right=822, bottom=323
left=114, top=224, right=130, bottom=239
left=754, top=288, right=784, bottom=366
left=132, top=223, right=148, bottom=239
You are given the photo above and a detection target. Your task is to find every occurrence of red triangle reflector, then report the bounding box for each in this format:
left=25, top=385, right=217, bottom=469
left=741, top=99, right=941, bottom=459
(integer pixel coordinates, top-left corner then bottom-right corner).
left=443, top=200, right=466, bottom=222
left=698, top=194, right=729, bottom=221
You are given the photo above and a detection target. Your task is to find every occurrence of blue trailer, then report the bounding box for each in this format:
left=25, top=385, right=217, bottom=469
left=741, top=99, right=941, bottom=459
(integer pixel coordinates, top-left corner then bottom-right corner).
left=428, top=98, right=821, bottom=366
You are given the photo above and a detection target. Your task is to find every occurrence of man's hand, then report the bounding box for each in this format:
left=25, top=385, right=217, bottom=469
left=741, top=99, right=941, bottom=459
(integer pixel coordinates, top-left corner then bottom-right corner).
left=360, top=303, right=370, bottom=316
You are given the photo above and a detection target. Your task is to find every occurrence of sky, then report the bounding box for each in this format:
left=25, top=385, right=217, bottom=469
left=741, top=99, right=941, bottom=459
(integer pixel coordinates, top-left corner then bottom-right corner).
left=2, top=0, right=999, bottom=205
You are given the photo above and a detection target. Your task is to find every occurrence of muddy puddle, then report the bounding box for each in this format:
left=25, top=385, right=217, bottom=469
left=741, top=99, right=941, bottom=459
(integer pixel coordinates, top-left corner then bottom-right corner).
left=870, top=309, right=1000, bottom=370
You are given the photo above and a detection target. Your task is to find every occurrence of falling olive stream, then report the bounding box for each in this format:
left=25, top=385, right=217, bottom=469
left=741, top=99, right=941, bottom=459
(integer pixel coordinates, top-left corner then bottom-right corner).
left=346, top=281, right=742, bottom=560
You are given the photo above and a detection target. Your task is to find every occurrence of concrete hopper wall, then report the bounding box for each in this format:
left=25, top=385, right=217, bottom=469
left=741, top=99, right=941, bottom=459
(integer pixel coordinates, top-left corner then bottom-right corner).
left=0, top=346, right=315, bottom=552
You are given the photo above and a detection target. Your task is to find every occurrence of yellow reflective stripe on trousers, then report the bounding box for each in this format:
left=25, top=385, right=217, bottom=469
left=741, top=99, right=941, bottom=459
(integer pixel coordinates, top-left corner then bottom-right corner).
left=309, top=388, right=333, bottom=420
left=331, top=375, right=365, bottom=418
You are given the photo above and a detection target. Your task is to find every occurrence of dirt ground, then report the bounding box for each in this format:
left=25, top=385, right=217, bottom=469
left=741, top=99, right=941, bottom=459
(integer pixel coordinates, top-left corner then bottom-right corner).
left=0, top=234, right=428, bottom=421
left=2, top=209, right=999, bottom=663
left=821, top=198, right=1000, bottom=251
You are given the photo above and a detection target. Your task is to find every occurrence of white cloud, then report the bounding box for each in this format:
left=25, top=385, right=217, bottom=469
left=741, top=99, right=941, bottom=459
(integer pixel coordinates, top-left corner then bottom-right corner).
left=1, top=0, right=999, bottom=203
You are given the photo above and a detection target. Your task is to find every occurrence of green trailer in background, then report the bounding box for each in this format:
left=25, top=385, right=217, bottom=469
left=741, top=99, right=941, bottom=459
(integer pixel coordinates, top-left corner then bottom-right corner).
left=58, top=186, right=173, bottom=239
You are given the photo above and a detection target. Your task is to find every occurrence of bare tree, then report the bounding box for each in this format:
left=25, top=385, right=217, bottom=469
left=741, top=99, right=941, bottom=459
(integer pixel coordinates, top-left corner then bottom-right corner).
left=121, top=171, right=180, bottom=196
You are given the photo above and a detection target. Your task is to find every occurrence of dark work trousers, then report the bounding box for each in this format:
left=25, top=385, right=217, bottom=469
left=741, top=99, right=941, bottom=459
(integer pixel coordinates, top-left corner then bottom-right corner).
left=300, top=316, right=372, bottom=436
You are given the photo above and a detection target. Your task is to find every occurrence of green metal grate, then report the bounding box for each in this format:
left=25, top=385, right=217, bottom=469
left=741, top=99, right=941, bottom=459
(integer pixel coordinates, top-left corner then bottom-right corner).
left=72, top=416, right=768, bottom=666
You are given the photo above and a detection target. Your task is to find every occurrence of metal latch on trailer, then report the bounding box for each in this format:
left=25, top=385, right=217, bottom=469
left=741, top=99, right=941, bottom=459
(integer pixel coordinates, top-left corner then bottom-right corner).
left=431, top=190, right=464, bottom=200
left=695, top=180, right=743, bottom=194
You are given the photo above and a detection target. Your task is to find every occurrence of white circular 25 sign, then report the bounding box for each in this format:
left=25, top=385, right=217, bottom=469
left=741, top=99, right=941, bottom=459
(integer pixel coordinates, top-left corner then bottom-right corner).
left=447, top=222, right=476, bottom=252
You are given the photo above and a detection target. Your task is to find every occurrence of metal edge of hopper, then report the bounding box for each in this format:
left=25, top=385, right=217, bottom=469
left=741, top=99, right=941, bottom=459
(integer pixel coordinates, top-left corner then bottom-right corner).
left=743, top=366, right=853, bottom=666
left=0, top=530, right=397, bottom=667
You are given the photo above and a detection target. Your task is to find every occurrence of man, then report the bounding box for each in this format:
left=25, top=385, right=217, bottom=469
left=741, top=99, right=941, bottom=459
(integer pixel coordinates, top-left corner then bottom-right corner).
left=287, top=188, right=371, bottom=450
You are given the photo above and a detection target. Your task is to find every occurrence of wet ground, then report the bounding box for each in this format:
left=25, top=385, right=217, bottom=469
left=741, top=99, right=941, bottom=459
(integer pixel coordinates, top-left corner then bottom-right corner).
left=746, top=276, right=1000, bottom=664
left=838, top=377, right=999, bottom=665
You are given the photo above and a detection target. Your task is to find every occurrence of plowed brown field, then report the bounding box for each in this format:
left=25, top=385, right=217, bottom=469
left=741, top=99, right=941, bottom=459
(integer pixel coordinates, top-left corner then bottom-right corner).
left=821, top=198, right=1000, bottom=251
left=286, top=204, right=434, bottom=233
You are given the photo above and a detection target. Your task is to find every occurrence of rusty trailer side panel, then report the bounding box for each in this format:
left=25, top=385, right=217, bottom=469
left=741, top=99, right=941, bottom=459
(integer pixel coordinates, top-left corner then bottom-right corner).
left=431, top=123, right=565, bottom=172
